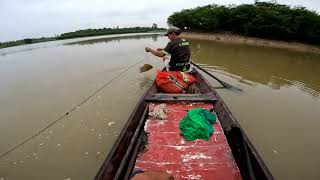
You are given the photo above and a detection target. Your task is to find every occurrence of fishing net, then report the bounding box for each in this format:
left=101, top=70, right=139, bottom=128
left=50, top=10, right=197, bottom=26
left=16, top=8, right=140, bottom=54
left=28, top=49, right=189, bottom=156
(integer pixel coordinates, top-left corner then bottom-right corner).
left=179, top=108, right=217, bottom=141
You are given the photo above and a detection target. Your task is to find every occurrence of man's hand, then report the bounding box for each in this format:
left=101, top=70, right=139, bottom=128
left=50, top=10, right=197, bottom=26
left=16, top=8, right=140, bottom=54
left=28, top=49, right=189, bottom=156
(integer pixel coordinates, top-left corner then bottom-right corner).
left=145, top=47, right=165, bottom=58
left=162, top=56, right=169, bottom=61
left=156, top=48, right=163, bottom=51
left=145, top=47, right=152, bottom=52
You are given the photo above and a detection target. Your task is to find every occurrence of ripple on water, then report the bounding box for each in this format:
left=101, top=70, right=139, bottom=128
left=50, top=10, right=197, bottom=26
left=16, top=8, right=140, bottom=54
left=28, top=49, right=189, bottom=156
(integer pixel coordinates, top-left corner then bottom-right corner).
left=270, top=76, right=320, bottom=99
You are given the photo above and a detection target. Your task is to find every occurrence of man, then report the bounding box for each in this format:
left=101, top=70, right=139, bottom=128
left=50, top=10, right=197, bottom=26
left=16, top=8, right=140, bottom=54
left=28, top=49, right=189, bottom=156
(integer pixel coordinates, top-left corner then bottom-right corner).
left=145, top=27, right=192, bottom=72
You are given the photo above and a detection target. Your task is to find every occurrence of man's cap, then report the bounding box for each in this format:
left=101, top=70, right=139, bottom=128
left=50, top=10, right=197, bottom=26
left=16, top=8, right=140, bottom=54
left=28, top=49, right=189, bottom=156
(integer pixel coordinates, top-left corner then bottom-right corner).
left=164, top=27, right=181, bottom=36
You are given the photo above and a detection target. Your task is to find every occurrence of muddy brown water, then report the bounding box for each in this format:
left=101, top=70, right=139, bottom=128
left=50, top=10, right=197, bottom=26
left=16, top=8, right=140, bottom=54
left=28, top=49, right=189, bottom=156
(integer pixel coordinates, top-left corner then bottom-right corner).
left=0, top=34, right=319, bottom=180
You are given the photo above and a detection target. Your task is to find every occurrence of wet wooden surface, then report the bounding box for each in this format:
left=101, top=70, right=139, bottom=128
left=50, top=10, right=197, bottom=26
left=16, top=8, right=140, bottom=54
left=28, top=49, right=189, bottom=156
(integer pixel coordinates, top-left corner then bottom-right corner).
left=135, top=102, right=242, bottom=180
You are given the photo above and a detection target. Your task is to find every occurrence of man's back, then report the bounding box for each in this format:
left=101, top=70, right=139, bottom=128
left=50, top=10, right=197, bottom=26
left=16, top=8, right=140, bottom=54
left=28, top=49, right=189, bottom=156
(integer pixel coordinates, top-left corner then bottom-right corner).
left=162, top=38, right=190, bottom=71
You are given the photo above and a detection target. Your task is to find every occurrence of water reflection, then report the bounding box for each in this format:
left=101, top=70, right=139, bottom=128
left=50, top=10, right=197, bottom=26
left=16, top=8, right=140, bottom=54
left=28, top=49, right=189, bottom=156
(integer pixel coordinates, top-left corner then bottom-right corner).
left=67, top=34, right=161, bottom=46
left=139, top=75, right=154, bottom=89
left=188, top=39, right=320, bottom=180
left=0, top=33, right=161, bottom=56
left=0, top=34, right=164, bottom=180
left=190, top=39, right=320, bottom=98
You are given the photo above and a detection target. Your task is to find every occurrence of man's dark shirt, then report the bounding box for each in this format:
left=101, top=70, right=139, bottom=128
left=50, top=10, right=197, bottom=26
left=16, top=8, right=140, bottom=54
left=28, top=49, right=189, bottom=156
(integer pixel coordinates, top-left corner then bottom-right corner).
left=162, top=38, right=190, bottom=71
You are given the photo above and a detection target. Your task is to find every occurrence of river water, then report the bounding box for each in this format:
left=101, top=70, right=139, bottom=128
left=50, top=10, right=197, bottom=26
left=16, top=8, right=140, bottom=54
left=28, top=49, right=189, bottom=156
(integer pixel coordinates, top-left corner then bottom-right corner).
left=0, top=34, right=319, bottom=180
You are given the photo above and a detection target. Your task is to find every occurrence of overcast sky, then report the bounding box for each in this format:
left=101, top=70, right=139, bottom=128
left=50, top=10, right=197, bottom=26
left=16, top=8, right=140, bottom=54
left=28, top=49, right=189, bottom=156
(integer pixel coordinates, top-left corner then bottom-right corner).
left=1, top=0, right=320, bottom=41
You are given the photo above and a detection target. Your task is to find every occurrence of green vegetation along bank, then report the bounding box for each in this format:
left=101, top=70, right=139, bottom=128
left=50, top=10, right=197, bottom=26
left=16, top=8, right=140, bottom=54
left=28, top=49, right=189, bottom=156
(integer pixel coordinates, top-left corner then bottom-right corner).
left=182, top=32, right=320, bottom=54
left=168, top=2, right=320, bottom=45
left=0, top=26, right=165, bottom=49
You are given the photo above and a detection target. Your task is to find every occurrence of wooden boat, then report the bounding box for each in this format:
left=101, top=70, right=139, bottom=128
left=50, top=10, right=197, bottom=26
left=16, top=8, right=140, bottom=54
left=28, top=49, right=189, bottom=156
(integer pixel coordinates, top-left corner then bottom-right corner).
left=94, top=69, right=274, bottom=180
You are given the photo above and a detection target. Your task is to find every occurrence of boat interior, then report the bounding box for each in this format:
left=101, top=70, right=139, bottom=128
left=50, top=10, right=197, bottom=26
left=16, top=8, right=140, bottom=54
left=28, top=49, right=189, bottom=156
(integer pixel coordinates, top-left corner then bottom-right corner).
left=94, top=70, right=274, bottom=180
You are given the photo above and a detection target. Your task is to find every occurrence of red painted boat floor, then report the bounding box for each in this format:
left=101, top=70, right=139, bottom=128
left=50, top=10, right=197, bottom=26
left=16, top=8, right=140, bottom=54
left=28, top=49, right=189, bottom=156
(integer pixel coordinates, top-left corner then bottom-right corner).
left=134, top=103, right=242, bottom=180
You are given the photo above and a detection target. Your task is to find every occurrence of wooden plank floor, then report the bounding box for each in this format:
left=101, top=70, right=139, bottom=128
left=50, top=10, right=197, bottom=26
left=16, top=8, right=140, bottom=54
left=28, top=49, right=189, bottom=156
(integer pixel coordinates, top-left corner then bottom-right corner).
left=134, top=102, right=242, bottom=180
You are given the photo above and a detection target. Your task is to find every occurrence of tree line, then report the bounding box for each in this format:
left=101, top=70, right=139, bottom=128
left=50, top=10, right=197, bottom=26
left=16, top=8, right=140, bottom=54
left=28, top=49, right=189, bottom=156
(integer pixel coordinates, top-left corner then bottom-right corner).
left=58, top=26, right=164, bottom=39
left=0, top=26, right=165, bottom=49
left=0, top=37, right=56, bottom=49
left=168, top=2, right=320, bottom=45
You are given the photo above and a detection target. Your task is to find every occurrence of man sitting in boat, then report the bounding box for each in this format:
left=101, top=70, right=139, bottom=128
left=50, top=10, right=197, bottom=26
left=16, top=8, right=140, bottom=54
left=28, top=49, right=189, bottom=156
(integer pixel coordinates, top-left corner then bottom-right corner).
left=145, top=27, right=192, bottom=72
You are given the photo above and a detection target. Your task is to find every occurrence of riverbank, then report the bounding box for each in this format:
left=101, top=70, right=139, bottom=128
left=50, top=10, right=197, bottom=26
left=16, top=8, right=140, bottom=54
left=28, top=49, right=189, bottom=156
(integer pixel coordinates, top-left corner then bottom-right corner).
left=182, top=32, right=320, bottom=54
left=0, top=27, right=165, bottom=49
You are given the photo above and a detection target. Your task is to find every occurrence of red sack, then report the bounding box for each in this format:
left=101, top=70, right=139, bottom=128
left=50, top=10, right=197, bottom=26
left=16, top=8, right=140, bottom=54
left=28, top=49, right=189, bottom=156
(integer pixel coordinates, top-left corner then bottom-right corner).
left=155, top=70, right=196, bottom=93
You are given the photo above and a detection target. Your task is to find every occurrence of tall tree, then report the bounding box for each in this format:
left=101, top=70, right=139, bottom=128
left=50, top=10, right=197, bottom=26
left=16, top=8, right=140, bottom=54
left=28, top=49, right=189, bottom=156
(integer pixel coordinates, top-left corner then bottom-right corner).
left=152, top=23, right=158, bottom=28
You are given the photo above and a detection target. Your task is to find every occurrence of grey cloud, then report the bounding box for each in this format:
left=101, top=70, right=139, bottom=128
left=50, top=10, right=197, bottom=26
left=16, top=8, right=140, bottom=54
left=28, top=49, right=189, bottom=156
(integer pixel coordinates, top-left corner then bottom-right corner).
left=1, top=0, right=320, bottom=41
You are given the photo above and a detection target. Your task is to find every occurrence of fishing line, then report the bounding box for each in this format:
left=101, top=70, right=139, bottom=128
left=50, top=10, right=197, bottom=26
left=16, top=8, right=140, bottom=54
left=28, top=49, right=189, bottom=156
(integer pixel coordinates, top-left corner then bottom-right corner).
left=0, top=55, right=149, bottom=159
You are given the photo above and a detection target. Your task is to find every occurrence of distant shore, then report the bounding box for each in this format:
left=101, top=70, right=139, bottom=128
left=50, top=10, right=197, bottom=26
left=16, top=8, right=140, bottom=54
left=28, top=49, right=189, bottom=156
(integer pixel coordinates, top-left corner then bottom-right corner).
left=0, top=27, right=165, bottom=49
left=182, top=32, right=320, bottom=54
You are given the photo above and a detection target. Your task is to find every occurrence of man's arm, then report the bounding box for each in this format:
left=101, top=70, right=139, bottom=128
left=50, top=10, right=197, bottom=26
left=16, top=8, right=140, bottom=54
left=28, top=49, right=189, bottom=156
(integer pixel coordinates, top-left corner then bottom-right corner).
left=145, top=47, right=166, bottom=58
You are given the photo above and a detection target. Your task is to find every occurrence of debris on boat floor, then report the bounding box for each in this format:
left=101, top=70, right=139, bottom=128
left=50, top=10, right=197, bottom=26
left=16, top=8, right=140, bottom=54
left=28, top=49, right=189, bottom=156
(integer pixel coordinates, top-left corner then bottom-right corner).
left=148, top=103, right=167, bottom=120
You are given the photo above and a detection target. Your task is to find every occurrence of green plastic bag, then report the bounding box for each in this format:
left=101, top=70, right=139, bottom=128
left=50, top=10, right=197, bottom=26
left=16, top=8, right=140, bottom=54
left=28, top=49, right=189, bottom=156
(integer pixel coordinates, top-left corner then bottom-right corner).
left=179, top=108, right=217, bottom=141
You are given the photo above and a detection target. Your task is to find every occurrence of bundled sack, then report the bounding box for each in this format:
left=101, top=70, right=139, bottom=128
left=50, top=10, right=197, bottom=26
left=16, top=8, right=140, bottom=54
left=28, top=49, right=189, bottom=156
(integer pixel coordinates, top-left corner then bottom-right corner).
left=179, top=108, right=217, bottom=141
left=155, top=70, right=196, bottom=93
